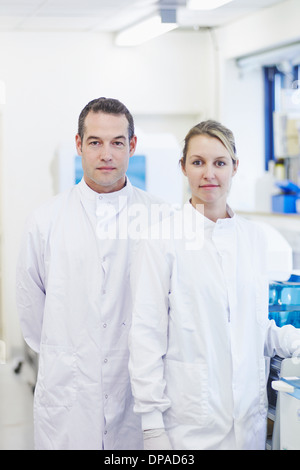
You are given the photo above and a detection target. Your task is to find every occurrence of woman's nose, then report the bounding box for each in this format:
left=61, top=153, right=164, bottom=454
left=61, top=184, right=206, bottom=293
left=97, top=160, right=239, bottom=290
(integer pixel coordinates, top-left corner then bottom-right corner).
left=203, top=164, right=215, bottom=179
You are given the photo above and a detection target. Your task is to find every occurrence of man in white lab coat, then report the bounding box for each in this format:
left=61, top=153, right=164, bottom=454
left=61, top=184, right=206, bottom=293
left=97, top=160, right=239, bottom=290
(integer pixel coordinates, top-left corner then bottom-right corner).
left=16, top=97, right=166, bottom=450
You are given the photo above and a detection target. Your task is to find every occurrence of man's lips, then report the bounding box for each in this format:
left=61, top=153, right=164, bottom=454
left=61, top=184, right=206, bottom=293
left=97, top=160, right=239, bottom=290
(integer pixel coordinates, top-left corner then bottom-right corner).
left=97, top=167, right=116, bottom=171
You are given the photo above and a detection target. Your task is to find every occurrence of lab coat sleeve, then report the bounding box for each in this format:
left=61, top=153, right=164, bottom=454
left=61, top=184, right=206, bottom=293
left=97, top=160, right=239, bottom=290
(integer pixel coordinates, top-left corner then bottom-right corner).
left=264, top=319, right=300, bottom=360
left=129, top=236, right=172, bottom=431
left=258, top=221, right=300, bottom=359
left=16, top=215, right=46, bottom=353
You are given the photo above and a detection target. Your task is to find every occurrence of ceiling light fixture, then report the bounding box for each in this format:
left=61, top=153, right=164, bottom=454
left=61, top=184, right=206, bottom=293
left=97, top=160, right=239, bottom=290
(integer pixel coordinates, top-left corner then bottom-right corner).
left=115, top=13, right=177, bottom=47
left=188, top=0, right=233, bottom=10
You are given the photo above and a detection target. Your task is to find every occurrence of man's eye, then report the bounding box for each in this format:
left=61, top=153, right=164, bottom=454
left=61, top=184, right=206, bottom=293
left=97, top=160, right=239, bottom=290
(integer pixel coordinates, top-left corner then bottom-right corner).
left=114, top=141, right=125, bottom=147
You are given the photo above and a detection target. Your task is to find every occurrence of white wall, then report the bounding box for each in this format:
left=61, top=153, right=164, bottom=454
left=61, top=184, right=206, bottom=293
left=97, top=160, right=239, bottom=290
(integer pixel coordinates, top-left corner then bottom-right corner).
left=215, top=0, right=300, bottom=211
left=0, top=29, right=214, bottom=357
left=220, top=61, right=265, bottom=211
left=217, top=0, right=300, bottom=60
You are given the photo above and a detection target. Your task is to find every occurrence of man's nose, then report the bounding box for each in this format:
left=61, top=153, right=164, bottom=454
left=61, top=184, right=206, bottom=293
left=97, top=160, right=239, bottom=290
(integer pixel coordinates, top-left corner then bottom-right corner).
left=100, top=144, right=112, bottom=160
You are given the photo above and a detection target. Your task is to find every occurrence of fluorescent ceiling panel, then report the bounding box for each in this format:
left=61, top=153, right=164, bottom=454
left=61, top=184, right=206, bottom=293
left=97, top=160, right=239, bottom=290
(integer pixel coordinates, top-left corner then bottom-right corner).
left=188, top=0, right=233, bottom=10
left=115, top=15, right=177, bottom=46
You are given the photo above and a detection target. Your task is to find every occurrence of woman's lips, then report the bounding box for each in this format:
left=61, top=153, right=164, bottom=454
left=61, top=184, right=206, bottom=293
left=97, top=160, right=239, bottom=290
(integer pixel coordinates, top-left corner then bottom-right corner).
left=199, top=184, right=219, bottom=189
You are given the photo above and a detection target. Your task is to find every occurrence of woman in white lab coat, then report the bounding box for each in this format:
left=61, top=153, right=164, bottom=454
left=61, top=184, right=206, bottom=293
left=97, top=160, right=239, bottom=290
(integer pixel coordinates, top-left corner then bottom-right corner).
left=128, top=120, right=300, bottom=450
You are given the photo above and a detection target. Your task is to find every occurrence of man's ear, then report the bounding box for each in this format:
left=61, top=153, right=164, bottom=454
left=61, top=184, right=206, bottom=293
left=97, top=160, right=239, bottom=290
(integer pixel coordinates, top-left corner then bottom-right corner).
left=129, top=135, right=137, bottom=157
left=75, top=134, right=83, bottom=156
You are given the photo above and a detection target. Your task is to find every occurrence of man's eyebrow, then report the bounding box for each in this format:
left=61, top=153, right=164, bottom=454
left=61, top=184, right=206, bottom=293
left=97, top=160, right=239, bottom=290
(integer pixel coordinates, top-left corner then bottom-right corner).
left=86, top=136, right=100, bottom=141
left=86, top=135, right=127, bottom=141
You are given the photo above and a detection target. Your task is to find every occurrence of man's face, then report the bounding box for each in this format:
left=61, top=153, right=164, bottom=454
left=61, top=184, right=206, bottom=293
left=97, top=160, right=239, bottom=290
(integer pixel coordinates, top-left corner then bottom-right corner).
left=75, top=111, right=137, bottom=193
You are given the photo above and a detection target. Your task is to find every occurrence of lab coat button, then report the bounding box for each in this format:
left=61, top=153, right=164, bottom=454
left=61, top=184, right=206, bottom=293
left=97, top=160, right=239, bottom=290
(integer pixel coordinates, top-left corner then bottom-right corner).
left=103, top=323, right=107, bottom=328
left=104, top=358, right=108, bottom=363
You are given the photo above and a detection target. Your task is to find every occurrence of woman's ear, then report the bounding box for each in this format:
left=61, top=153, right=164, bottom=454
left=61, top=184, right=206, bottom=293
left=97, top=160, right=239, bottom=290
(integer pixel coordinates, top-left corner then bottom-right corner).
left=232, top=159, right=239, bottom=177
left=180, top=158, right=187, bottom=176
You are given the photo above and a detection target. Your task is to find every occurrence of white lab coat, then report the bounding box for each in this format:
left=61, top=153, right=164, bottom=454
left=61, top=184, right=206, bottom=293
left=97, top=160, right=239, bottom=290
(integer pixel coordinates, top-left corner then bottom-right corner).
left=16, top=178, right=165, bottom=450
left=129, top=204, right=300, bottom=450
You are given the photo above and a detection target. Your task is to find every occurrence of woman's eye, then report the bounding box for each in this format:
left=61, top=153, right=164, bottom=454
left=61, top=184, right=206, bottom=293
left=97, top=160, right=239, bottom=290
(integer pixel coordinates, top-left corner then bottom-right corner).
left=216, top=161, right=226, bottom=167
left=192, top=160, right=202, bottom=166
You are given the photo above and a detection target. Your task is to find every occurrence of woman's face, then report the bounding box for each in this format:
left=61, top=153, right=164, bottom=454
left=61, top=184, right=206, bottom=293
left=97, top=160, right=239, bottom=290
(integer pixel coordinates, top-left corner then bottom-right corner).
left=182, top=134, right=238, bottom=212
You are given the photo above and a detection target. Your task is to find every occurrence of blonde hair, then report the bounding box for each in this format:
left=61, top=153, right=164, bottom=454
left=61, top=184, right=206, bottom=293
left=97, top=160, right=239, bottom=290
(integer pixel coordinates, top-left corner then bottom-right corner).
left=181, top=120, right=238, bottom=167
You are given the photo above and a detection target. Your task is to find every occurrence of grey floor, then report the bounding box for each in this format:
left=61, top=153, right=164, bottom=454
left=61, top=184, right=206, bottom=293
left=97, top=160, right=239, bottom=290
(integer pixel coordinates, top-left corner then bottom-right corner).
left=0, top=362, right=34, bottom=450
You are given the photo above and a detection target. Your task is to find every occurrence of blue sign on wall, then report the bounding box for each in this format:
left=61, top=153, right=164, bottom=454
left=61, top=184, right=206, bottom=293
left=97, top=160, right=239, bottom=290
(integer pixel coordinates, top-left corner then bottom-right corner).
left=126, top=155, right=146, bottom=190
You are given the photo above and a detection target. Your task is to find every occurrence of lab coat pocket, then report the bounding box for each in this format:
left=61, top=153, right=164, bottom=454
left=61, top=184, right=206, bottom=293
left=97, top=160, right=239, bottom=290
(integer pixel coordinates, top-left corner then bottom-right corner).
left=35, top=344, right=77, bottom=407
left=164, top=359, right=211, bottom=427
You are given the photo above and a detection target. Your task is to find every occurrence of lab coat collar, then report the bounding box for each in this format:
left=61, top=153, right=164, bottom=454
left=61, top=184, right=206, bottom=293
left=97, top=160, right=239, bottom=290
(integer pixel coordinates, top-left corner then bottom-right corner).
left=215, top=205, right=236, bottom=228
left=77, top=177, right=133, bottom=215
left=186, top=200, right=236, bottom=229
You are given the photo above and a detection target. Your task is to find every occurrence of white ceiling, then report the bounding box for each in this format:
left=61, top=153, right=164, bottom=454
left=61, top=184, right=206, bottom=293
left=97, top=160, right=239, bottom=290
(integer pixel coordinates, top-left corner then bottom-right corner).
left=0, top=0, right=287, bottom=33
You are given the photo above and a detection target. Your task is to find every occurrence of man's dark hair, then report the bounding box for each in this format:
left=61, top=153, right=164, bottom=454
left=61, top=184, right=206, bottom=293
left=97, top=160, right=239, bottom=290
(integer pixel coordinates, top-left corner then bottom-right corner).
left=78, top=97, right=135, bottom=141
